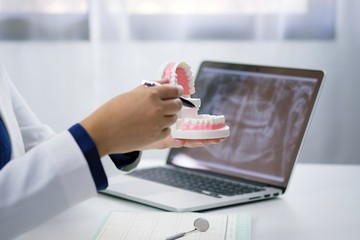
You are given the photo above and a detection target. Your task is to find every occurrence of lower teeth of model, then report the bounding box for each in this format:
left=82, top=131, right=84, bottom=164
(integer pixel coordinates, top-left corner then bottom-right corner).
left=179, top=115, right=225, bottom=130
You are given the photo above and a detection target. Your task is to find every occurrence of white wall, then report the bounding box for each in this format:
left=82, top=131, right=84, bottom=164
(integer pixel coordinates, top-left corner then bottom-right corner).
left=0, top=0, right=359, bottom=164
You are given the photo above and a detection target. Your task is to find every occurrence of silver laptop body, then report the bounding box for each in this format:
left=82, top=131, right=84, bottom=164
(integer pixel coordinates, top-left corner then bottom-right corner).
left=102, top=61, right=324, bottom=212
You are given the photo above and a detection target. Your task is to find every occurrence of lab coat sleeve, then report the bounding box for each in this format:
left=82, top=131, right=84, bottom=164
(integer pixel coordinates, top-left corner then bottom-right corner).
left=0, top=74, right=98, bottom=239
left=0, top=67, right=141, bottom=239
left=8, top=79, right=56, bottom=152
left=0, top=131, right=97, bottom=240
left=9, top=77, right=142, bottom=175
left=69, top=123, right=108, bottom=190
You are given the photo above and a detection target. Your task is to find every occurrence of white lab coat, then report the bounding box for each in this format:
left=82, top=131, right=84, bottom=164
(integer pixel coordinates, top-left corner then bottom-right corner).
left=0, top=63, right=102, bottom=239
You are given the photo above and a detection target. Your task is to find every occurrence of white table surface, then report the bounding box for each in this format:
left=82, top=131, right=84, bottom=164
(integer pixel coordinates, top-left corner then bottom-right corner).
left=15, top=160, right=360, bottom=240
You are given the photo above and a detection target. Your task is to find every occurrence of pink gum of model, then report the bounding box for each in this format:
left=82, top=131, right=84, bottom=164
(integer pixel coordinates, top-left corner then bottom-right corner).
left=161, top=62, right=191, bottom=96
left=181, top=123, right=226, bottom=130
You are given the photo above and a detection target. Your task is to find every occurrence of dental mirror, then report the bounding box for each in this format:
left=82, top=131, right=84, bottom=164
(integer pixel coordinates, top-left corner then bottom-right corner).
left=165, top=217, right=210, bottom=240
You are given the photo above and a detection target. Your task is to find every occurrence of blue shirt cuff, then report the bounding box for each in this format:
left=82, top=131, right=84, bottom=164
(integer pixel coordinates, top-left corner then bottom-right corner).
left=68, top=123, right=108, bottom=191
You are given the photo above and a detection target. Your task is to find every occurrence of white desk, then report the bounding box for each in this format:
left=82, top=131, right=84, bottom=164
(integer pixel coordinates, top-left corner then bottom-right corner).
left=16, top=160, right=360, bottom=240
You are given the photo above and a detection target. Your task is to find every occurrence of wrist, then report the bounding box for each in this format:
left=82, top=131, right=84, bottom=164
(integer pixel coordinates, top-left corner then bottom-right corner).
left=79, top=118, right=108, bottom=157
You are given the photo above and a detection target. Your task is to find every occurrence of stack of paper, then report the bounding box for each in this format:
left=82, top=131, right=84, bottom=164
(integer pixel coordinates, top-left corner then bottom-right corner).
left=95, top=212, right=251, bottom=240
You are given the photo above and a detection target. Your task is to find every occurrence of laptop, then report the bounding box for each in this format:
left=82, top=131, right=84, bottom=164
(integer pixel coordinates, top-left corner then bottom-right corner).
left=102, top=61, right=324, bottom=212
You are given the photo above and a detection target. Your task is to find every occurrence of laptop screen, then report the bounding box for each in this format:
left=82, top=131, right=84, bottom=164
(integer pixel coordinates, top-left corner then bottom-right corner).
left=167, top=61, right=324, bottom=188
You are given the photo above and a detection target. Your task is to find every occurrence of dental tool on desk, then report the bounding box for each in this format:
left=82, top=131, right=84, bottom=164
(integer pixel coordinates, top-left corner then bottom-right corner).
left=165, top=217, right=210, bottom=240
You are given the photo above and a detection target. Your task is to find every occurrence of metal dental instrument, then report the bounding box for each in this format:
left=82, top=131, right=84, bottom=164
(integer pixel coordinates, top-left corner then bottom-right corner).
left=165, top=217, right=210, bottom=240
left=141, top=80, right=196, bottom=108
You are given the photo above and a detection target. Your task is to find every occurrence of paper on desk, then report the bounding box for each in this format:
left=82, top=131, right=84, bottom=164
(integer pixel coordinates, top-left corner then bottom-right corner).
left=94, top=212, right=251, bottom=240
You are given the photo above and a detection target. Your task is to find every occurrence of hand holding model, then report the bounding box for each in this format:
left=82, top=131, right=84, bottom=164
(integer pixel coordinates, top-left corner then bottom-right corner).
left=81, top=61, right=228, bottom=157
left=80, top=75, right=226, bottom=157
left=80, top=83, right=184, bottom=157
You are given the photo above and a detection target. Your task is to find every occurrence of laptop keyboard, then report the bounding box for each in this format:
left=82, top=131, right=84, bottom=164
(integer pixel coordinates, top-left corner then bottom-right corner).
left=128, top=167, right=265, bottom=198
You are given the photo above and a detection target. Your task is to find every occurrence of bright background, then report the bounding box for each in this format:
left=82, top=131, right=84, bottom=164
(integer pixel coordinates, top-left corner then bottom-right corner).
left=0, top=0, right=359, bottom=164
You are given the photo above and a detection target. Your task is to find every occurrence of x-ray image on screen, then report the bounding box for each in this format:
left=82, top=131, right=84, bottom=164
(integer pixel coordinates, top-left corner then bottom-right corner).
left=169, top=67, right=319, bottom=187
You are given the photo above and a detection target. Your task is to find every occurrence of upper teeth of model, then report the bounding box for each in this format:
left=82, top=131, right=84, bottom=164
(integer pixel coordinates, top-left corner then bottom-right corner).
left=159, top=61, right=227, bottom=133
left=169, top=62, right=195, bottom=95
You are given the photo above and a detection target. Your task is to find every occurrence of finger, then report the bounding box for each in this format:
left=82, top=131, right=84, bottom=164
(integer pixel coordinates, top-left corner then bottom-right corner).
left=178, top=138, right=224, bottom=147
left=188, top=140, right=208, bottom=147
left=161, top=98, right=182, bottom=115
left=160, top=114, right=178, bottom=128
left=157, top=85, right=184, bottom=100
left=203, top=138, right=225, bottom=144
left=158, top=127, right=171, bottom=140
left=170, top=138, right=186, bottom=148
left=157, top=78, right=170, bottom=85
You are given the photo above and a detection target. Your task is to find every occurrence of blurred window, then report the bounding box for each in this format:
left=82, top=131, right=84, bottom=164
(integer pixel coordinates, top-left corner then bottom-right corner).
left=0, top=0, right=89, bottom=40
left=126, top=0, right=336, bottom=40
left=0, top=0, right=336, bottom=41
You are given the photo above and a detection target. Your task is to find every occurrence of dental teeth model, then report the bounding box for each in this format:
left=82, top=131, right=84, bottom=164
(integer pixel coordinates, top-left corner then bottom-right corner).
left=159, top=61, right=230, bottom=139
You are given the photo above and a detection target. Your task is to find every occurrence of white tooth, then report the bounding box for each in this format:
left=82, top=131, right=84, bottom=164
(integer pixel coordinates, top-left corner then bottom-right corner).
left=191, top=118, right=197, bottom=125
left=212, top=116, right=216, bottom=124
left=189, top=86, right=194, bottom=93
left=188, top=84, right=195, bottom=95
left=188, top=77, right=193, bottom=85
left=181, top=63, right=189, bottom=70
left=171, top=72, right=177, bottom=84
